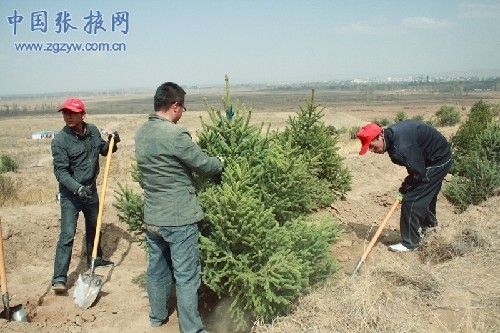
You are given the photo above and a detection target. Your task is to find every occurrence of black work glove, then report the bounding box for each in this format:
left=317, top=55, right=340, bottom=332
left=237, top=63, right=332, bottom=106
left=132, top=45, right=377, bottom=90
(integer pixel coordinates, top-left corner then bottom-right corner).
left=103, top=131, right=119, bottom=154
left=77, top=185, right=92, bottom=200
left=212, top=168, right=224, bottom=185
left=108, top=131, right=120, bottom=144
left=212, top=156, right=225, bottom=185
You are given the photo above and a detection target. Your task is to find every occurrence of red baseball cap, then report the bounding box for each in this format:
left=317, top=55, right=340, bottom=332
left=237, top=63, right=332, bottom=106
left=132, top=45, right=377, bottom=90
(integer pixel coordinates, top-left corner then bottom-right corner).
left=357, top=123, right=382, bottom=155
left=58, top=98, right=85, bottom=113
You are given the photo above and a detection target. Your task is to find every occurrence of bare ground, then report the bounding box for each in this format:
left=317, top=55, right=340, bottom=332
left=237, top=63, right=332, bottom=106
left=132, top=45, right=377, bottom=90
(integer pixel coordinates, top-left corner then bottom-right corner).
left=0, top=90, right=499, bottom=333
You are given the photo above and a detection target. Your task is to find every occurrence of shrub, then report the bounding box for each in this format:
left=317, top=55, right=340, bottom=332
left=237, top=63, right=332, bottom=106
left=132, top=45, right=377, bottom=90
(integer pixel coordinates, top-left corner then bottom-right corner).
left=275, top=89, right=351, bottom=201
left=113, top=183, right=146, bottom=249
left=444, top=100, right=500, bottom=211
left=372, top=117, right=391, bottom=126
left=349, top=126, right=360, bottom=139
left=0, top=154, right=18, bottom=173
left=325, top=124, right=337, bottom=135
left=380, top=117, right=391, bottom=126
left=449, top=100, right=499, bottom=175
left=199, top=180, right=340, bottom=329
left=394, top=111, right=407, bottom=122
left=424, top=119, right=436, bottom=126
left=434, top=105, right=461, bottom=126
left=444, top=146, right=500, bottom=211
left=412, top=114, right=425, bottom=122
left=445, top=168, right=499, bottom=212
left=335, top=126, right=348, bottom=135
left=0, top=174, right=16, bottom=205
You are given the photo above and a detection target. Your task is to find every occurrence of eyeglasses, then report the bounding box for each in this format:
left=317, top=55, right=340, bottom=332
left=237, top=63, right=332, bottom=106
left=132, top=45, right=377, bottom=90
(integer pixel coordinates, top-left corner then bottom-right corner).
left=173, top=101, right=186, bottom=112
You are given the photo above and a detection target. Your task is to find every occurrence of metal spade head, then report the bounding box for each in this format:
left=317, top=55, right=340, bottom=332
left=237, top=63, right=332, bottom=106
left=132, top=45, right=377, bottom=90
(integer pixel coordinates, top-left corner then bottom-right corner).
left=10, top=304, right=28, bottom=322
left=1, top=299, right=28, bottom=322
left=73, top=272, right=103, bottom=309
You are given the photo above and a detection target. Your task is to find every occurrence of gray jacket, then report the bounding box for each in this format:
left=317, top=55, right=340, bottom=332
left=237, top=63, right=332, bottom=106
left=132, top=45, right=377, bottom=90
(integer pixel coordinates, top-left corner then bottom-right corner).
left=135, top=114, right=223, bottom=227
left=51, top=123, right=109, bottom=194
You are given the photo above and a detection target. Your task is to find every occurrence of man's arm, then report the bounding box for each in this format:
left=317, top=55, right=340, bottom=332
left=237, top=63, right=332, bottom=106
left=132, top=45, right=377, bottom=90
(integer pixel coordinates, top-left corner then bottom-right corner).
left=174, top=129, right=223, bottom=175
left=398, top=145, right=428, bottom=193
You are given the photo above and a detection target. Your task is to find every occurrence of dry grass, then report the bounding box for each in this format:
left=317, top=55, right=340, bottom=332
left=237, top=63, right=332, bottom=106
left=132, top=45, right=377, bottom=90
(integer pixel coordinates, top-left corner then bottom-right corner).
left=252, top=197, right=500, bottom=333
left=252, top=264, right=444, bottom=333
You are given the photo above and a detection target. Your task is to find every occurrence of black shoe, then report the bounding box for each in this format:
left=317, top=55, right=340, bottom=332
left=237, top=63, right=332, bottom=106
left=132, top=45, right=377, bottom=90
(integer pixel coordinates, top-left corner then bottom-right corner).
left=88, top=258, right=114, bottom=269
left=52, top=282, right=67, bottom=293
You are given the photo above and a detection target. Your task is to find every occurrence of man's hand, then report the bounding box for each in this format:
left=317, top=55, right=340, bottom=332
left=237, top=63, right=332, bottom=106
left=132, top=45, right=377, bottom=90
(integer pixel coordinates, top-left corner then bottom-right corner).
left=103, top=131, right=119, bottom=154
left=108, top=131, right=120, bottom=144
left=396, top=192, right=404, bottom=201
left=212, top=169, right=223, bottom=185
left=77, top=185, right=92, bottom=200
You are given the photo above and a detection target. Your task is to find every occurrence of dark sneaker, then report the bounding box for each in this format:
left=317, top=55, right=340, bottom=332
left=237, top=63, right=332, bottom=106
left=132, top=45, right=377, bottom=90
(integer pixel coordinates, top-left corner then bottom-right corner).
left=52, top=282, right=67, bottom=293
left=88, top=258, right=114, bottom=269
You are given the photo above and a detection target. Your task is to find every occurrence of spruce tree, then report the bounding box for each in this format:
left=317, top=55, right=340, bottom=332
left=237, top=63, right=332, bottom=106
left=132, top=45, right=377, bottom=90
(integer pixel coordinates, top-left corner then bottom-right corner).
left=114, top=76, right=344, bottom=331
left=276, top=89, right=352, bottom=202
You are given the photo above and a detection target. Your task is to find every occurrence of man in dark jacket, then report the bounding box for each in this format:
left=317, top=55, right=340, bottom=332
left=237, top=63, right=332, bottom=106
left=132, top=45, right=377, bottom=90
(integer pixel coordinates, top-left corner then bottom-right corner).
left=135, top=82, right=223, bottom=330
left=51, top=98, right=119, bottom=293
left=357, top=120, right=452, bottom=252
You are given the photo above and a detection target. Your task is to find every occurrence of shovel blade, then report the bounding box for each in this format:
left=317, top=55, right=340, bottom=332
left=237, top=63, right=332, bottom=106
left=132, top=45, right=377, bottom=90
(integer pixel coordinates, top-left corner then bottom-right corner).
left=0, top=304, right=28, bottom=322
left=73, top=273, right=103, bottom=309
left=10, top=304, right=28, bottom=322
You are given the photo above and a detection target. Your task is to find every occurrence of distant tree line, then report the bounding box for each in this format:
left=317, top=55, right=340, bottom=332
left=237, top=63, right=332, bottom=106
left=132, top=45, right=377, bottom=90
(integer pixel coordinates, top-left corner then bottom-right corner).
left=0, top=103, right=56, bottom=116
left=268, top=78, right=500, bottom=93
left=1, top=78, right=499, bottom=117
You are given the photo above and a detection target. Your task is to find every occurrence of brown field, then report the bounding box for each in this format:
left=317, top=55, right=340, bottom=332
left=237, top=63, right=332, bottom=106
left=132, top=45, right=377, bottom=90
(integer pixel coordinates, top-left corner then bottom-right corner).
left=0, top=88, right=499, bottom=333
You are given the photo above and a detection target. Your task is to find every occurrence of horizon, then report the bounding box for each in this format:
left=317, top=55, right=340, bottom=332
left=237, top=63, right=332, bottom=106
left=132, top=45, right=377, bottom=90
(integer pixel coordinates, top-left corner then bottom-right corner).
left=0, top=70, right=500, bottom=100
left=1, top=69, right=499, bottom=98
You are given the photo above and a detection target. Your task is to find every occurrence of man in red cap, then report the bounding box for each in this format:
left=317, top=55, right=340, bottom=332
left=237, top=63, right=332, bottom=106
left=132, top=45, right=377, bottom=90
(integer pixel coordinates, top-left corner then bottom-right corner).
left=50, top=98, right=120, bottom=293
left=357, top=120, right=452, bottom=252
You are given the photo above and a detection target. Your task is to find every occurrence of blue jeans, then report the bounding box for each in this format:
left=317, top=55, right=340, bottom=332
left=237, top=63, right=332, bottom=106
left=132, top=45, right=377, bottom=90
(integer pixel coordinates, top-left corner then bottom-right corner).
left=145, top=223, right=207, bottom=333
left=52, top=189, right=103, bottom=285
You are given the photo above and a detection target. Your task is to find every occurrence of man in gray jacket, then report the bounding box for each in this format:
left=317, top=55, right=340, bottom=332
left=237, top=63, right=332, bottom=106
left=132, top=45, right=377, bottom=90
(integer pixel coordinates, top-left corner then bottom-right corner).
left=135, top=82, right=223, bottom=331
left=51, top=98, right=119, bottom=293
left=357, top=120, right=452, bottom=252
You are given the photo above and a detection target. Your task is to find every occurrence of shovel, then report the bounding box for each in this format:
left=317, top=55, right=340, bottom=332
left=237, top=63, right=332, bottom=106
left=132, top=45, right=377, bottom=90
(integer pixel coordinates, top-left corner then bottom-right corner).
left=73, top=135, right=116, bottom=309
left=0, top=217, right=28, bottom=322
left=351, top=199, right=400, bottom=277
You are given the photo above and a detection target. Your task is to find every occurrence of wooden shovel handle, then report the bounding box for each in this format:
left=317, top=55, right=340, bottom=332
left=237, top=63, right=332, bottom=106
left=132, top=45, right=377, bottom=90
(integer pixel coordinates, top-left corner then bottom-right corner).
left=360, top=199, right=400, bottom=262
left=0, top=217, right=8, bottom=295
left=351, top=199, right=400, bottom=276
left=90, top=135, right=115, bottom=260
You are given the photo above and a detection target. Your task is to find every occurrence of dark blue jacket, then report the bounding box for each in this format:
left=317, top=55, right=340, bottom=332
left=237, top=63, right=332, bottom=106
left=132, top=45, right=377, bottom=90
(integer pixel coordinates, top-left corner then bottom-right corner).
left=384, top=120, right=452, bottom=193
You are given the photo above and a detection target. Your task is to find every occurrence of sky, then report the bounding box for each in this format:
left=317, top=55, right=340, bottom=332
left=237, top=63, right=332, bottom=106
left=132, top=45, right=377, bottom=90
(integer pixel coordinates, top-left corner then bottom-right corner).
left=1, top=0, right=499, bottom=95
